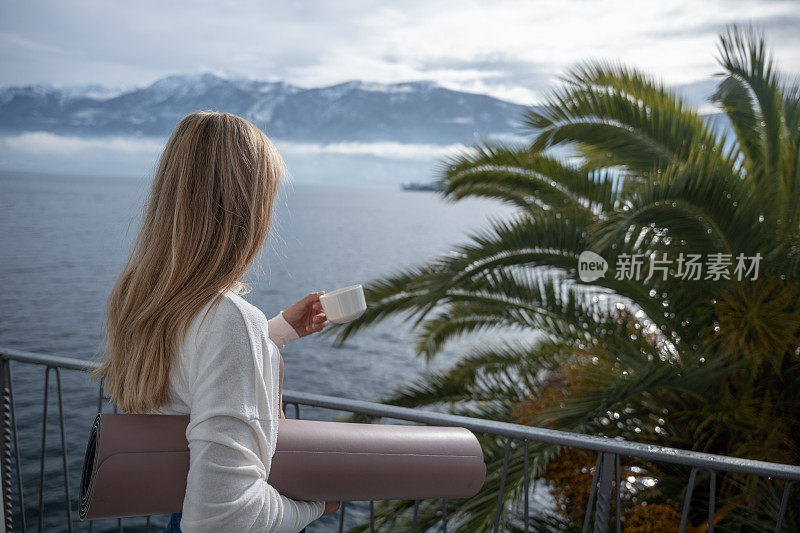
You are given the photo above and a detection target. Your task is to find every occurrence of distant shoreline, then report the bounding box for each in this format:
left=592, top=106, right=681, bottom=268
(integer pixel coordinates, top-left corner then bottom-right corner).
left=401, top=182, right=441, bottom=192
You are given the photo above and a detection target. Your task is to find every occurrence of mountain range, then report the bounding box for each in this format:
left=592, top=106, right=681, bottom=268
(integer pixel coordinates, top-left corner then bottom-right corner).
left=0, top=73, right=527, bottom=144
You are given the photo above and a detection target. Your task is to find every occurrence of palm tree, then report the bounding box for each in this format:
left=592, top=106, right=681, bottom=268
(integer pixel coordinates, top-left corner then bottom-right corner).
left=336, top=26, right=800, bottom=532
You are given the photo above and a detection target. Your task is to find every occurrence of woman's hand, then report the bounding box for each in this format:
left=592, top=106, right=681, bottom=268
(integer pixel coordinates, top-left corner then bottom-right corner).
left=282, top=292, right=329, bottom=337
left=322, top=501, right=341, bottom=516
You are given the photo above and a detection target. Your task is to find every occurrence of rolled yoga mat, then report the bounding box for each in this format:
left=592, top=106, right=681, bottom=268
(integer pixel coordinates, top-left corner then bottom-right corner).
left=79, top=413, right=486, bottom=520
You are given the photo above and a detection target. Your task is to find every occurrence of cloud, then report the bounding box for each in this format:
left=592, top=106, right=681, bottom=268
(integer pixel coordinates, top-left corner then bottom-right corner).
left=1, top=0, right=799, bottom=107
left=0, top=31, right=72, bottom=56
left=0, top=132, right=473, bottom=162
left=652, top=10, right=800, bottom=39
left=0, top=132, right=164, bottom=156
left=276, top=140, right=470, bottom=160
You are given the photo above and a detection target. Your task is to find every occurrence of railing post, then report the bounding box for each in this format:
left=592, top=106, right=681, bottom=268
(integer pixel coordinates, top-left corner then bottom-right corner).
left=775, top=481, right=794, bottom=532
left=680, top=468, right=716, bottom=533
left=38, top=367, right=51, bottom=533
left=593, top=452, right=616, bottom=533
left=583, top=452, right=619, bottom=533
left=582, top=453, right=603, bottom=533
left=54, top=369, right=73, bottom=532
left=0, top=359, right=13, bottom=533
left=492, top=438, right=512, bottom=533
left=523, top=440, right=529, bottom=533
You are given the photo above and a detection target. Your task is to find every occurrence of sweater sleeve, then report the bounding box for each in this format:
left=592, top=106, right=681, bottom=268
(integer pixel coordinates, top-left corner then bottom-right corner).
left=180, top=298, right=325, bottom=532
left=267, top=311, right=299, bottom=350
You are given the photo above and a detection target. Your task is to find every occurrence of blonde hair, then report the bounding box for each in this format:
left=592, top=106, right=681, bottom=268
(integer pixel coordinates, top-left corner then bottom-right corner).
left=93, top=111, right=284, bottom=413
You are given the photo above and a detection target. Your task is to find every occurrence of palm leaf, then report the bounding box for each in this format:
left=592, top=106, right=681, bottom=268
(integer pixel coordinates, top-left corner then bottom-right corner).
left=526, top=62, right=728, bottom=172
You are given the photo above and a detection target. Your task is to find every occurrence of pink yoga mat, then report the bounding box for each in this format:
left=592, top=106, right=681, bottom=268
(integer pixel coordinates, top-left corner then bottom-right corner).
left=79, top=413, right=486, bottom=520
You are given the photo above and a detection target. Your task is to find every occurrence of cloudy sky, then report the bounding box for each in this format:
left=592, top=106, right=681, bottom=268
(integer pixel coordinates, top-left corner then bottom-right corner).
left=2, top=0, right=800, bottom=105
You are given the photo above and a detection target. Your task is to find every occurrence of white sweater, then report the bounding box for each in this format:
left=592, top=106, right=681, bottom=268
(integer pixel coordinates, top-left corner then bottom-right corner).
left=155, top=288, right=326, bottom=532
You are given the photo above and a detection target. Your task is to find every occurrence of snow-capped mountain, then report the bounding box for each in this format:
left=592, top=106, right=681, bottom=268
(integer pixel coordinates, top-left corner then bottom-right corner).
left=0, top=73, right=526, bottom=143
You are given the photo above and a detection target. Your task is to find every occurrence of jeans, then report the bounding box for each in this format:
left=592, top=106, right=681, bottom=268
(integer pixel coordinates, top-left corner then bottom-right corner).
left=164, top=513, right=182, bottom=533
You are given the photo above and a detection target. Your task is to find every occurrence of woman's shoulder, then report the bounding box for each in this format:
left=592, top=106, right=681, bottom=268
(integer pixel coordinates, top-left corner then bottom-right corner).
left=219, top=288, right=269, bottom=324
left=187, top=290, right=276, bottom=366
left=198, top=290, right=267, bottom=329
left=187, top=289, right=270, bottom=347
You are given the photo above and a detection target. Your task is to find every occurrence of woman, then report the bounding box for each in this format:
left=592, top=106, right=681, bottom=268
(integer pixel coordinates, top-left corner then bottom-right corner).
left=93, top=111, right=339, bottom=532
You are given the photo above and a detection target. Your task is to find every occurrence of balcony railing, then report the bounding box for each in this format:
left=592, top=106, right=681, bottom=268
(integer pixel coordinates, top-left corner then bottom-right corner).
left=1, top=346, right=799, bottom=532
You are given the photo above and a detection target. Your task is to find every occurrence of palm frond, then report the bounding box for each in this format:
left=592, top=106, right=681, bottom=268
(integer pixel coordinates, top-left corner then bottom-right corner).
left=438, top=143, right=623, bottom=213
left=381, top=340, right=568, bottom=409
left=526, top=62, right=729, bottom=172
left=715, top=24, right=785, bottom=189
left=589, top=149, right=767, bottom=256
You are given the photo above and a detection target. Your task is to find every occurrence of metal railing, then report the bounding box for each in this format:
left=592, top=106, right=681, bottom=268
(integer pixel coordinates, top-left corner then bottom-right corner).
left=1, top=346, right=799, bottom=532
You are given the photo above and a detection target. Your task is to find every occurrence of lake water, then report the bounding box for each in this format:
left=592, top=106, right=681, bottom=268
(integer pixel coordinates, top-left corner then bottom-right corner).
left=0, top=170, right=508, bottom=532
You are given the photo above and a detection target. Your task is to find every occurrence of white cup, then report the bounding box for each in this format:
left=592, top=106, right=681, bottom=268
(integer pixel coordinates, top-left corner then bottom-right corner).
left=319, top=284, right=367, bottom=324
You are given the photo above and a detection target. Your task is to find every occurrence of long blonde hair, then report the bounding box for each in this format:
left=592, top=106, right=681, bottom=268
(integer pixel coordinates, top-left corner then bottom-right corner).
left=93, top=111, right=284, bottom=413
